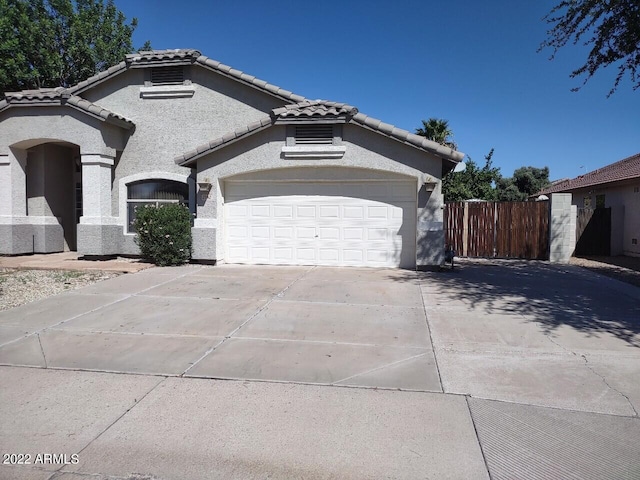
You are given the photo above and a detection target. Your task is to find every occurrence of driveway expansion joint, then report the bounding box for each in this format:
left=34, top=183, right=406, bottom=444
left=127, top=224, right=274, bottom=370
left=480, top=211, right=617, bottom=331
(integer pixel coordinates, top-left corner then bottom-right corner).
left=180, top=266, right=317, bottom=377
left=333, top=352, right=431, bottom=386
left=420, top=291, right=443, bottom=392
left=580, top=353, right=638, bottom=417
left=0, top=266, right=205, bottom=350
left=37, top=332, right=48, bottom=368
left=71, top=376, right=167, bottom=464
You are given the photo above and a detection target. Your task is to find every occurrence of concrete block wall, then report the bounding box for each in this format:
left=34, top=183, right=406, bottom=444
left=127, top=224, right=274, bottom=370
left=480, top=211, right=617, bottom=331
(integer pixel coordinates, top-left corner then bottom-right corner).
left=549, top=193, right=576, bottom=263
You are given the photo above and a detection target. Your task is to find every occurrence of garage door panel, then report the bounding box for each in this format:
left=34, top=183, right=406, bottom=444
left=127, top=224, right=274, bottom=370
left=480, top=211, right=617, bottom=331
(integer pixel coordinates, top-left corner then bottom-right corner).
left=296, top=205, right=316, bottom=218
left=273, top=205, right=293, bottom=218
left=367, top=206, right=389, bottom=219
left=225, top=181, right=416, bottom=268
left=343, top=228, right=364, bottom=240
left=319, top=205, right=340, bottom=218
left=274, top=227, right=294, bottom=239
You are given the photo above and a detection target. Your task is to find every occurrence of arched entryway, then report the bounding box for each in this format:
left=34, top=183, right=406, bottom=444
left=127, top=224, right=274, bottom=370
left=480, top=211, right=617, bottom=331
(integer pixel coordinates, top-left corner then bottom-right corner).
left=17, top=139, right=82, bottom=252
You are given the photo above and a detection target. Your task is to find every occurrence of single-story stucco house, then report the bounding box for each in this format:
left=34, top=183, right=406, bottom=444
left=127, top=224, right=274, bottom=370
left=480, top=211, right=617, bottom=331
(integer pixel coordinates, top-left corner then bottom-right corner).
left=0, top=49, right=464, bottom=269
left=538, top=152, right=640, bottom=257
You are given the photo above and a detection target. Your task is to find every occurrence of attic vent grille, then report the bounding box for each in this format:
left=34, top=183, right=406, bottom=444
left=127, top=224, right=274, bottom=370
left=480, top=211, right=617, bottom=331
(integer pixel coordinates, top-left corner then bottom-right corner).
left=151, top=66, right=184, bottom=85
left=295, top=125, right=333, bottom=144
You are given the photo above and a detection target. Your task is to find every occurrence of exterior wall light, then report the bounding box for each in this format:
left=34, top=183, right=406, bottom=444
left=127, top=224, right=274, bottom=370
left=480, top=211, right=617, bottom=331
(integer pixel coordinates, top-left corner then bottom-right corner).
left=424, top=182, right=437, bottom=192
left=197, top=181, right=212, bottom=192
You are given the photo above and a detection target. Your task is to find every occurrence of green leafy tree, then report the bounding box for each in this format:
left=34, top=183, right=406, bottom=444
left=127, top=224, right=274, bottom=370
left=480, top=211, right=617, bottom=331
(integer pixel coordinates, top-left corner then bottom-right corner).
left=442, top=148, right=501, bottom=202
left=0, top=0, right=149, bottom=93
left=496, top=166, right=551, bottom=201
left=415, top=118, right=457, bottom=150
left=539, top=0, right=640, bottom=95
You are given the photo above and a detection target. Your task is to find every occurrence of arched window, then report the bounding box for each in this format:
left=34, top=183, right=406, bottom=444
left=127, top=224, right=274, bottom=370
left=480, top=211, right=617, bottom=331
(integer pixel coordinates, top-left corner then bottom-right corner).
left=127, top=179, right=189, bottom=232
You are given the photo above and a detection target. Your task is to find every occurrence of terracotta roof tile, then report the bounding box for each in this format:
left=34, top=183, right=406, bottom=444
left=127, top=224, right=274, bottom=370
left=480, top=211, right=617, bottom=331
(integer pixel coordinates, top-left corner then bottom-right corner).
left=539, top=153, right=640, bottom=194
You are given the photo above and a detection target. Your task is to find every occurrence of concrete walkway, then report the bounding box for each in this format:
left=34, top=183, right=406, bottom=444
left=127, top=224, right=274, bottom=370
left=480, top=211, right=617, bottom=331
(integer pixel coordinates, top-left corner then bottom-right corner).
left=0, top=252, right=151, bottom=273
left=0, top=260, right=639, bottom=479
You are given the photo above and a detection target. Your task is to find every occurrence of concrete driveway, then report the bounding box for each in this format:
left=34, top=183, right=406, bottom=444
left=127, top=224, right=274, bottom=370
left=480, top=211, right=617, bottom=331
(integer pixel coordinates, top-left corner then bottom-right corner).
left=1, top=260, right=639, bottom=479
left=0, top=265, right=439, bottom=390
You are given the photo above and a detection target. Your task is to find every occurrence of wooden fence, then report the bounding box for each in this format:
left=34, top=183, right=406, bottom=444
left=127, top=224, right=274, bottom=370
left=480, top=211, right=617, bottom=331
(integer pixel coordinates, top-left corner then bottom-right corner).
left=444, top=201, right=550, bottom=260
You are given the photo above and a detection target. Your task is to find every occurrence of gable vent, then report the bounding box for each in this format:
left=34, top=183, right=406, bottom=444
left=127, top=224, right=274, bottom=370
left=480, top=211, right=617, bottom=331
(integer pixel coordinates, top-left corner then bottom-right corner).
left=295, top=125, right=334, bottom=144
left=151, top=66, right=184, bottom=85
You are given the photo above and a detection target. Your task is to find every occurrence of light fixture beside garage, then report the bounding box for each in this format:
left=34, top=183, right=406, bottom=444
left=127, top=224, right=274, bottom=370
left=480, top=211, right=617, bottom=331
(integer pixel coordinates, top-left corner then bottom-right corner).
left=424, top=182, right=437, bottom=192
left=197, top=179, right=212, bottom=192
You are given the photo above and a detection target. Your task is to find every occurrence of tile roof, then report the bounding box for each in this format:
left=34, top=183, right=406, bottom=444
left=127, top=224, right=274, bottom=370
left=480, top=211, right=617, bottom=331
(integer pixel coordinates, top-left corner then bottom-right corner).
left=539, top=152, right=640, bottom=194
left=70, top=50, right=202, bottom=94
left=272, top=100, right=358, bottom=118
left=67, top=49, right=306, bottom=103
left=0, top=88, right=134, bottom=129
left=351, top=112, right=464, bottom=162
left=175, top=100, right=465, bottom=166
left=174, top=116, right=274, bottom=165
left=2, top=50, right=464, bottom=166
left=195, top=55, right=306, bottom=103
left=125, top=49, right=202, bottom=63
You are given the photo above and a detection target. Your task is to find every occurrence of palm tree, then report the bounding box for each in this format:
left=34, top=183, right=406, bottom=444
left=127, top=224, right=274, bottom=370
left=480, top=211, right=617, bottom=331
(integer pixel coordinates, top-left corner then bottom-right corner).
left=415, top=118, right=457, bottom=150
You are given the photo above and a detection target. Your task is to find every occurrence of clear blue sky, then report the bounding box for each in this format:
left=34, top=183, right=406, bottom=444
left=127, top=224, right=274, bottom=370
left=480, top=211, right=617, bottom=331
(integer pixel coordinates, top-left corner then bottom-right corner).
left=120, top=0, right=639, bottom=181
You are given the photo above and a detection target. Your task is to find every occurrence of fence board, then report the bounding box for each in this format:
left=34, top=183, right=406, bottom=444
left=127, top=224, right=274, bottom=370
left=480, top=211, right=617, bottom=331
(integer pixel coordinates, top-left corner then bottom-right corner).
left=444, top=201, right=549, bottom=260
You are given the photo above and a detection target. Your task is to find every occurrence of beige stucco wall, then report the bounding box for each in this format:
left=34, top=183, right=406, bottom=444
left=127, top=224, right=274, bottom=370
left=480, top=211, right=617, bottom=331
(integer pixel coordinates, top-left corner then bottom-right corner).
left=0, top=107, right=125, bottom=157
left=194, top=124, right=444, bottom=266
left=80, top=67, right=285, bottom=218
left=0, top=63, right=452, bottom=263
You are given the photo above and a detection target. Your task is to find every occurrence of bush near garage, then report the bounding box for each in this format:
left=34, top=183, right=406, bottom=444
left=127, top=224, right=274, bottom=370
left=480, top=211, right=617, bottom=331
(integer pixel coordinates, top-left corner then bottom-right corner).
left=133, top=203, right=192, bottom=266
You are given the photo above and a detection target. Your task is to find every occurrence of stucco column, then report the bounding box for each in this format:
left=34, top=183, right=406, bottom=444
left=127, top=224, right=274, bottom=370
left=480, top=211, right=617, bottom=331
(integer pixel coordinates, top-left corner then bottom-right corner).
left=77, top=153, right=120, bottom=256
left=0, top=149, right=33, bottom=254
left=80, top=154, right=116, bottom=224
left=416, top=178, right=445, bottom=269
left=0, top=149, right=27, bottom=217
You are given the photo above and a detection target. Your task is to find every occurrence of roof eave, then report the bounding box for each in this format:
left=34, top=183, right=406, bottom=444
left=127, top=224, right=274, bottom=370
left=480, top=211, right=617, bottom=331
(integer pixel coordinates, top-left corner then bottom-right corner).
left=195, top=56, right=307, bottom=104
left=175, top=117, right=274, bottom=167
left=351, top=113, right=464, bottom=163
left=0, top=97, right=134, bottom=130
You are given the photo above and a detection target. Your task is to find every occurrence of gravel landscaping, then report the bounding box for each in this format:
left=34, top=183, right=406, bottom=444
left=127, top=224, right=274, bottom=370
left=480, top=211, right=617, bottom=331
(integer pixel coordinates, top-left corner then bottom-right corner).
left=570, top=255, right=640, bottom=288
left=0, top=268, right=122, bottom=311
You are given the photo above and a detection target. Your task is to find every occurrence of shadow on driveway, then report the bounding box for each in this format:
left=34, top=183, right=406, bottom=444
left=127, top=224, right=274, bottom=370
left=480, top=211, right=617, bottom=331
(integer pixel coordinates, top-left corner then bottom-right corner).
left=388, top=260, right=640, bottom=348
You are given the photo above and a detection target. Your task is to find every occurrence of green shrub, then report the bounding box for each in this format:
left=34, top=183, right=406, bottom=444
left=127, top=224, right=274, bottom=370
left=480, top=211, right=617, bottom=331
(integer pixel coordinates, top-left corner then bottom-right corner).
left=133, top=203, right=192, bottom=266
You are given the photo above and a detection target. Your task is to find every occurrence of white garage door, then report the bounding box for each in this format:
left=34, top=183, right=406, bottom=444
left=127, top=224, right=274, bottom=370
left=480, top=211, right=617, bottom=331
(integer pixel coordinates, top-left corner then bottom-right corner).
left=224, top=181, right=416, bottom=268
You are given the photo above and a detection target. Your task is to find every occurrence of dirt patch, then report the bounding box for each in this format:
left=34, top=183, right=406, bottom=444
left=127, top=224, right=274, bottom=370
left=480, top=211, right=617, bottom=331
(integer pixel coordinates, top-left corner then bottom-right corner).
left=570, top=256, right=640, bottom=289
left=0, top=269, right=121, bottom=311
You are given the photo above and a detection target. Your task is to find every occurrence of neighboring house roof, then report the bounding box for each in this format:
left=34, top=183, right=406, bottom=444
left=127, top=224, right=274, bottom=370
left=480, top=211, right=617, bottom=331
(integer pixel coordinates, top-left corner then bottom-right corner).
left=175, top=100, right=464, bottom=167
left=0, top=87, right=135, bottom=130
left=538, top=152, right=640, bottom=195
